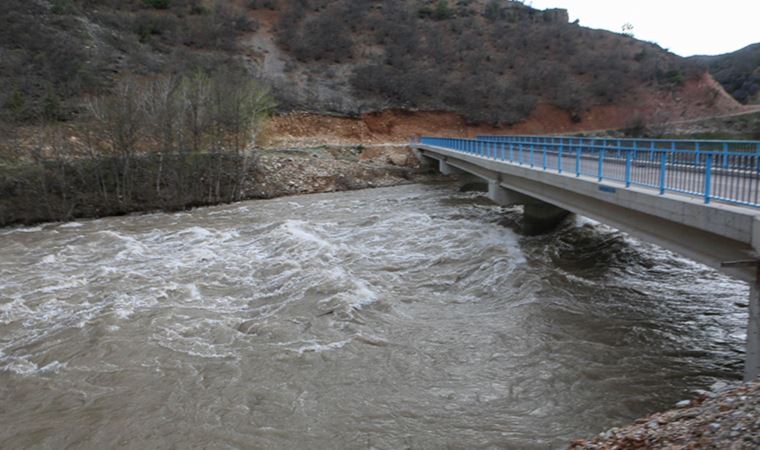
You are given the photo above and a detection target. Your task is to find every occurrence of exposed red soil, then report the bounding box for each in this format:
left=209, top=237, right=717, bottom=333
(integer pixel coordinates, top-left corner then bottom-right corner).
left=260, top=73, right=744, bottom=148
left=259, top=69, right=743, bottom=147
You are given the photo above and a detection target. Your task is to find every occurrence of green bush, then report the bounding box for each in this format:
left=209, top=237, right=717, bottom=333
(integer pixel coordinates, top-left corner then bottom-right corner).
left=51, top=0, right=74, bottom=15
left=417, top=6, right=433, bottom=18
left=666, top=70, right=685, bottom=86
left=143, top=0, right=170, bottom=10
left=190, top=5, right=208, bottom=15
left=4, top=90, right=27, bottom=121
left=433, top=0, right=452, bottom=20
left=484, top=0, right=501, bottom=21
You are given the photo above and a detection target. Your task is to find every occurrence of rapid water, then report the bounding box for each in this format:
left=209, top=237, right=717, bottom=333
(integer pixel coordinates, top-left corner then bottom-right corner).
left=0, top=184, right=748, bottom=449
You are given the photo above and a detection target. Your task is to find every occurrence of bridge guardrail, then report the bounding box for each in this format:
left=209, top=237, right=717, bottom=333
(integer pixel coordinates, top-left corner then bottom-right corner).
left=476, top=135, right=760, bottom=154
left=418, top=136, right=760, bottom=208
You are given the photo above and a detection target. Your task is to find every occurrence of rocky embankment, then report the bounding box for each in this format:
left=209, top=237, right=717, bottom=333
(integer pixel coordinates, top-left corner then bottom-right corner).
left=250, top=145, right=438, bottom=198
left=571, top=380, right=760, bottom=449
left=657, top=109, right=760, bottom=140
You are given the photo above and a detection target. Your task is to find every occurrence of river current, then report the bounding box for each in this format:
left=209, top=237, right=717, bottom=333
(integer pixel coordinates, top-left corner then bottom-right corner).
left=0, top=184, right=748, bottom=449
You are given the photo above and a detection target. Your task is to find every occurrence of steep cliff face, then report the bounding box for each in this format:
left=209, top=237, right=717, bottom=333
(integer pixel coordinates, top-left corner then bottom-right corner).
left=693, top=43, right=760, bottom=104
left=0, top=0, right=741, bottom=133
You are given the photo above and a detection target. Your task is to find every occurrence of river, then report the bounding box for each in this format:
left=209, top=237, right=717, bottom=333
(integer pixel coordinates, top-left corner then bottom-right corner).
left=0, top=184, right=749, bottom=449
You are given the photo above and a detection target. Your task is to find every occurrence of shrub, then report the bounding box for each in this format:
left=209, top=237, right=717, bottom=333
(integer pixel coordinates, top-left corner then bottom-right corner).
left=433, top=0, right=452, bottom=20
left=249, top=0, right=278, bottom=9
left=291, top=14, right=353, bottom=62
left=51, top=0, right=75, bottom=14
left=418, top=6, right=433, bottom=18
left=144, top=0, right=170, bottom=9
left=666, top=70, right=685, bottom=86
left=483, top=0, right=501, bottom=21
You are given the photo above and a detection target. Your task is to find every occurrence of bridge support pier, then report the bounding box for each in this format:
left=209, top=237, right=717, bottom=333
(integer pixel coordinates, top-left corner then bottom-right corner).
left=439, top=161, right=487, bottom=191
left=487, top=181, right=570, bottom=234
left=488, top=181, right=522, bottom=206
left=523, top=201, right=571, bottom=235
left=439, top=160, right=458, bottom=176
left=747, top=281, right=760, bottom=380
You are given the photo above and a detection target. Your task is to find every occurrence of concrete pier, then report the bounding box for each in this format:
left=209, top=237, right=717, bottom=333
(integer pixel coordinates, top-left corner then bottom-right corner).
left=488, top=180, right=570, bottom=234
left=488, top=180, right=519, bottom=206
left=439, top=159, right=456, bottom=176
left=523, top=201, right=570, bottom=235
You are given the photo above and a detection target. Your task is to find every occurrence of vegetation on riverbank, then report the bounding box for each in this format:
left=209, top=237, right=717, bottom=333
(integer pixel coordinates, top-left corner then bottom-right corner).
left=0, top=68, right=273, bottom=226
left=0, top=143, right=430, bottom=227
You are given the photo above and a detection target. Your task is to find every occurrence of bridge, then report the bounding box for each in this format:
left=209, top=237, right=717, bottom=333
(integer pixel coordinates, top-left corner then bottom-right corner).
left=412, top=134, right=760, bottom=381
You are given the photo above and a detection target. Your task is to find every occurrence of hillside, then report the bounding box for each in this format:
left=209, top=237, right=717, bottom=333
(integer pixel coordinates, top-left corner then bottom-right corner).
left=0, top=0, right=742, bottom=136
left=694, top=43, right=760, bottom=104
left=254, top=0, right=739, bottom=126
left=0, top=0, right=257, bottom=123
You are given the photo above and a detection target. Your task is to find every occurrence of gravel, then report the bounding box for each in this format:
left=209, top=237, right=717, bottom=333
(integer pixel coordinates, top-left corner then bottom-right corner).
left=247, top=145, right=441, bottom=199
left=570, top=380, right=760, bottom=449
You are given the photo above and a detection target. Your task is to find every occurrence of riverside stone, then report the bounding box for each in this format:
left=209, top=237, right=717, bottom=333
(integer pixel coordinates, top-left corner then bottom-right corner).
left=570, top=380, right=760, bottom=449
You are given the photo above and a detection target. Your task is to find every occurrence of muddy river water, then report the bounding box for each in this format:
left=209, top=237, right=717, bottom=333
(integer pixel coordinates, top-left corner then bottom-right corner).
left=0, top=184, right=748, bottom=448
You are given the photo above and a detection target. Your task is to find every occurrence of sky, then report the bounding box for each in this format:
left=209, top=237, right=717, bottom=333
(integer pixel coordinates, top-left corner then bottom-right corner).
left=526, top=0, right=760, bottom=56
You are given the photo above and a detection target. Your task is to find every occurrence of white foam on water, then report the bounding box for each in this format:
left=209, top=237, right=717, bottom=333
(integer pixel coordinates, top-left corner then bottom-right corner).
left=178, top=226, right=214, bottom=240
left=186, top=283, right=202, bottom=301
left=0, top=357, right=67, bottom=376
left=188, top=247, right=219, bottom=263
left=113, top=304, right=134, bottom=320
left=98, top=230, right=150, bottom=259
left=482, top=226, right=526, bottom=267
left=38, top=360, right=67, bottom=374
left=158, top=342, right=236, bottom=359
left=282, top=220, right=332, bottom=249
left=217, top=230, right=240, bottom=242
left=40, top=254, right=57, bottom=264
left=59, top=222, right=83, bottom=229
left=346, top=277, right=379, bottom=309
left=152, top=316, right=240, bottom=359
left=0, top=297, right=33, bottom=324
left=1, top=225, right=44, bottom=235
left=293, top=339, right=351, bottom=354
left=35, top=278, right=87, bottom=295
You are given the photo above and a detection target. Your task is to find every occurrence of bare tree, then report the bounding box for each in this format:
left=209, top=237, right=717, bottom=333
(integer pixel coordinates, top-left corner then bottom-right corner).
left=178, top=71, right=212, bottom=153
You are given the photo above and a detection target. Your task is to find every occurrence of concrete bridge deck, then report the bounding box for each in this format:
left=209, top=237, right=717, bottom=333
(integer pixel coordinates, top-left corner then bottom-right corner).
left=413, top=136, right=760, bottom=380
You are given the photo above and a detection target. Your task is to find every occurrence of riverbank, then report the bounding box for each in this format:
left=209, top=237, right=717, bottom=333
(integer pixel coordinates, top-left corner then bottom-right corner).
left=571, top=380, right=760, bottom=449
left=0, top=145, right=437, bottom=227
left=251, top=145, right=433, bottom=198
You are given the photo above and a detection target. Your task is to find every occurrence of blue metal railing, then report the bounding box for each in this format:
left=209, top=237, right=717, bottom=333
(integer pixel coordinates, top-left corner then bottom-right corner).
left=418, top=136, right=760, bottom=208
left=476, top=135, right=760, bottom=154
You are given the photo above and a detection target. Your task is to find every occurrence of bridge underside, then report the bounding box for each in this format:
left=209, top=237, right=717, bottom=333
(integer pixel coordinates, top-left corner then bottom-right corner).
left=419, top=146, right=760, bottom=380
left=485, top=178, right=571, bottom=234
left=423, top=150, right=758, bottom=281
